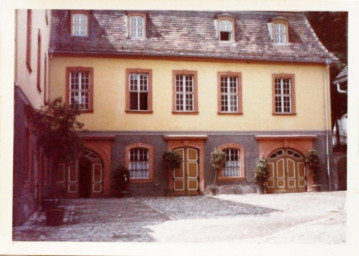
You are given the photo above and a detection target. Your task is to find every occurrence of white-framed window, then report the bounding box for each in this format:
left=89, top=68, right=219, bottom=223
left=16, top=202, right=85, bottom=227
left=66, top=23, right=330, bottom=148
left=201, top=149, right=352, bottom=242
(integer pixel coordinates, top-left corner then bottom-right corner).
left=274, top=77, right=292, bottom=113
left=220, top=76, right=238, bottom=112
left=129, top=148, right=150, bottom=180
left=272, top=23, right=288, bottom=44
left=175, top=74, right=195, bottom=112
left=69, top=71, right=90, bottom=110
left=223, top=148, right=241, bottom=177
left=130, top=16, right=145, bottom=39
left=219, top=19, right=233, bottom=41
left=129, top=73, right=149, bottom=110
left=71, top=13, right=88, bottom=36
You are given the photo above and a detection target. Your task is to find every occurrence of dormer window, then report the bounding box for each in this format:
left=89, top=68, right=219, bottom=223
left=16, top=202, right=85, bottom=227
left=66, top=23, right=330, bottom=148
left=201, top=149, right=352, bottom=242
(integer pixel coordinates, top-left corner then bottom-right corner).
left=270, top=17, right=289, bottom=44
left=219, top=20, right=233, bottom=41
left=216, top=14, right=235, bottom=41
left=129, top=13, right=146, bottom=39
left=71, top=11, right=89, bottom=36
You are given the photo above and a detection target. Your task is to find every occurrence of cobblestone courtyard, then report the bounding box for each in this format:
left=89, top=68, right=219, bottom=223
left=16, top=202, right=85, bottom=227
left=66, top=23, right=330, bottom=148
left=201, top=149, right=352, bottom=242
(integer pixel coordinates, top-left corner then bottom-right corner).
left=13, top=191, right=346, bottom=243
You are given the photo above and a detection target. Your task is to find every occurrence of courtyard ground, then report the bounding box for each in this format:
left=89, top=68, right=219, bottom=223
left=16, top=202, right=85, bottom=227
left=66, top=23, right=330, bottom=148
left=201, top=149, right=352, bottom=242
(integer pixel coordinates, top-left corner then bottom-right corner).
left=13, top=191, right=346, bottom=243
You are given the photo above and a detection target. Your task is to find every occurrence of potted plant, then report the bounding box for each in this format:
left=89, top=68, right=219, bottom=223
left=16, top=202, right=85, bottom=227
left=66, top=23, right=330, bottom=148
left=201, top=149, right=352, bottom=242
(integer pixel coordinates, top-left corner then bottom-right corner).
left=210, top=148, right=226, bottom=185
left=112, top=167, right=130, bottom=197
left=253, top=158, right=269, bottom=194
left=32, top=97, right=85, bottom=225
left=162, top=151, right=182, bottom=196
left=305, top=149, right=321, bottom=192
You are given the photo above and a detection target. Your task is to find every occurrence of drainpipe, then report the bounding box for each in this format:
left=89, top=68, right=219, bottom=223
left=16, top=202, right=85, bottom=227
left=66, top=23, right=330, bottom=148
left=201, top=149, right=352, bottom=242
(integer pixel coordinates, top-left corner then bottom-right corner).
left=336, top=83, right=347, bottom=94
left=324, top=59, right=331, bottom=190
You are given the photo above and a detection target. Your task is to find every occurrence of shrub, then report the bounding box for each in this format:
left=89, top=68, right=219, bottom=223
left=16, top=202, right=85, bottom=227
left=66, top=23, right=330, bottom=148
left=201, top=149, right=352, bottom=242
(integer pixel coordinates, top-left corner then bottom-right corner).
left=162, top=151, right=182, bottom=171
left=254, top=158, right=269, bottom=187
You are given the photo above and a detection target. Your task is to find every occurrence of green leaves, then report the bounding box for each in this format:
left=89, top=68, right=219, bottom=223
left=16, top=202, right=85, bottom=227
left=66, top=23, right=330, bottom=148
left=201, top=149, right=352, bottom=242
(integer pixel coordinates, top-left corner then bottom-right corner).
left=32, top=97, right=85, bottom=164
left=254, top=158, right=269, bottom=186
left=162, top=151, right=182, bottom=171
left=210, top=148, right=226, bottom=170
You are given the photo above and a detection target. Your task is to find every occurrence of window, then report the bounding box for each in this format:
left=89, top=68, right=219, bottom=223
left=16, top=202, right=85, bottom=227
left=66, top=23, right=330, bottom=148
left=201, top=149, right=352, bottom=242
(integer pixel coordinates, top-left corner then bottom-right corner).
left=272, top=23, right=288, bottom=44
left=37, top=30, right=41, bottom=92
left=218, top=143, right=245, bottom=179
left=71, top=12, right=89, bottom=36
left=26, top=10, right=32, bottom=72
left=218, top=72, right=242, bottom=114
left=126, top=69, right=152, bottom=113
left=172, top=70, right=198, bottom=114
left=272, top=74, right=296, bottom=115
left=219, top=19, right=234, bottom=41
left=24, top=126, right=31, bottom=183
left=129, top=14, right=146, bottom=39
left=125, top=143, right=154, bottom=182
left=66, top=67, right=94, bottom=112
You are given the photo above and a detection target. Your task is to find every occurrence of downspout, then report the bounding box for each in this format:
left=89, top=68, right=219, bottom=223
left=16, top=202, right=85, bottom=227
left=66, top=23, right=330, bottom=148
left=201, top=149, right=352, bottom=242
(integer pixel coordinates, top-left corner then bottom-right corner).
left=336, top=83, right=347, bottom=94
left=324, top=60, right=331, bottom=190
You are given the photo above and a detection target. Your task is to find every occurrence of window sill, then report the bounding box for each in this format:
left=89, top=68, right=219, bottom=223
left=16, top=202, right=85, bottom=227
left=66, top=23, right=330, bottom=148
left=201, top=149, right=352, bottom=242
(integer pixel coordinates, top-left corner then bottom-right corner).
left=217, top=112, right=243, bottom=115
left=130, top=179, right=153, bottom=184
left=71, top=35, right=88, bottom=37
left=78, top=109, right=94, bottom=114
left=125, top=110, right=153, bottom=114
left=272, top=112, right=297, bottom=116
left=172, top=111, right=199, bottom=115
left=218, top=177, right=246, bottom=181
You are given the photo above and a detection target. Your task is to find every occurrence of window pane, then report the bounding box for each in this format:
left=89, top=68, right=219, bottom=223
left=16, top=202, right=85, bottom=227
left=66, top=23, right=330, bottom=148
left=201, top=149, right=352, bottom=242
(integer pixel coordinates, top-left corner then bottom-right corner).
left=223, top=148, right=240, bottom=177
left=139, top=92, right=148, bottom=110
left=129, top=148, right=149, bottom=180
left=130, top=92, right=138, bottom=110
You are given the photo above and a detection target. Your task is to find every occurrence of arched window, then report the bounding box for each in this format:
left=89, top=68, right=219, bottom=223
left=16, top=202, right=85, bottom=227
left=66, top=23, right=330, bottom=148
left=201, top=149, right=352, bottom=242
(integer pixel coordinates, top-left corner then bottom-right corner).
left=125, top=143, right=154, bottom=182
left=218, top=143, right=245, bottom=179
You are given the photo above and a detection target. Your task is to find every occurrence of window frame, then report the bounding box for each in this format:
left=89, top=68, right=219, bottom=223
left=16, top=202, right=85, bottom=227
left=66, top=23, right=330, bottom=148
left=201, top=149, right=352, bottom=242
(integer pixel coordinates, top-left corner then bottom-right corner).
left=272, top=73, right=296, bottom=115
left=217, top=143, right=245, bottom=180
left=128, top=12, right=146, bottom=40
left=172, top=70, right=199, bottom=114
left=26, top=9, right=32, bottom=73
left=66, top=67, right=94, bottom=113
left=217, top=72, right=242, bottom=115
left=125, top=143, right=154, bottom=183
left=271, top=18, right=289, bottom=44
left=217, top=16, right=235, bottom=42
left=125, top=68, right=153, bottom=113
left=70, top=11, right=89, bottom=37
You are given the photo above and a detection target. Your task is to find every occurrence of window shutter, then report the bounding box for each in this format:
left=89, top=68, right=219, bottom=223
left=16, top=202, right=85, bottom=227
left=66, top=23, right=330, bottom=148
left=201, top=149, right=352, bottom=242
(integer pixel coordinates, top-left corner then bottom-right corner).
left=268, top=23, right=273, bottom=40
left=214, top=20, right=219, bottom=39
left=124, top=15, right=128, bottom=38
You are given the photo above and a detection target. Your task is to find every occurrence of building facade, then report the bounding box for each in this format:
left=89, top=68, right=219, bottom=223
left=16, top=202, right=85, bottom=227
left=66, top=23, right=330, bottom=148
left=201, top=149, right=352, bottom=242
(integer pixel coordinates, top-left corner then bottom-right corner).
left=13, top=10, right=51, bottom=225
left=47, top=10, right=338, bottom=198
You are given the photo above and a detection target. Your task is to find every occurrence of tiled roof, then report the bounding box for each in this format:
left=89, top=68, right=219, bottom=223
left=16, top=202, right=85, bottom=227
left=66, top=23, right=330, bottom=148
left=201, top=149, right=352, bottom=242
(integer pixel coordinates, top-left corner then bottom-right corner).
left=50, top=10, right=337, bottom=64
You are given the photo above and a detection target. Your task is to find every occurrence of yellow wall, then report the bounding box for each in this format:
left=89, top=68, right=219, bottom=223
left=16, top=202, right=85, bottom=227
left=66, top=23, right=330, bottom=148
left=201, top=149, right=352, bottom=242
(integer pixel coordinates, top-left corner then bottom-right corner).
left=15, top=10, right=51, bottom=109
left=49, top=57, right=331, bottom=131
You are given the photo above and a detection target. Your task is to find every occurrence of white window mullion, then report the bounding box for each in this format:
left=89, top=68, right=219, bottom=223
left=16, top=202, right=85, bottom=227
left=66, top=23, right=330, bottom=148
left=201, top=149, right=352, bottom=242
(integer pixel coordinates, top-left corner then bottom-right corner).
left=226, top=77, right=231, bottom=112
left=137, top=76, right=140, bottom=110
left=182, top=76, right=186, bottom=111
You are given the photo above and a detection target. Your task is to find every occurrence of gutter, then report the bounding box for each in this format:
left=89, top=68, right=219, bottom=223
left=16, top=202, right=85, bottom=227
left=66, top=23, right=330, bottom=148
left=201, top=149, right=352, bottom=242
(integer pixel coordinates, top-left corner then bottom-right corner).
left=324, top=59, right=332, bottom=190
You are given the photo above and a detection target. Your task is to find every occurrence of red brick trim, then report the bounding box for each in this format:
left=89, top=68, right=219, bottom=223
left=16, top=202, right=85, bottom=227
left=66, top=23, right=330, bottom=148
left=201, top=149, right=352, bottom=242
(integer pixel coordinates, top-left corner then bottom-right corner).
left=125, top=143, right=154, bottom=183
left=217, top=143, right=245, bottom=180
left=65, top=67, right=94, bottom=113
left=172, top=70, right=199, bottom=114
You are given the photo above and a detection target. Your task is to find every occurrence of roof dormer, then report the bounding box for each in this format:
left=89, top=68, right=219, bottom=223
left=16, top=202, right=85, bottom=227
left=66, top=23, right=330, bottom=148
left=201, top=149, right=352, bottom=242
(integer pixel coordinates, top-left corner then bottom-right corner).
left=268, top=16, right=289, bottom=44
left=70, top=10, right=89, bottom=37
left=127, top=12, right=147, bottom=40
left=215, top=13, right=235, bottom=41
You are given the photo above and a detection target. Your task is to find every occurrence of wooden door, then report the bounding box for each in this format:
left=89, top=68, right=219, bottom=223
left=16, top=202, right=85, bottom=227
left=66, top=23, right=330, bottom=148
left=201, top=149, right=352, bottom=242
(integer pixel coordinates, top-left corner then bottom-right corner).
left=267, top=149, right=306, bottom=193
left=173, top=147, right=199, bottom=196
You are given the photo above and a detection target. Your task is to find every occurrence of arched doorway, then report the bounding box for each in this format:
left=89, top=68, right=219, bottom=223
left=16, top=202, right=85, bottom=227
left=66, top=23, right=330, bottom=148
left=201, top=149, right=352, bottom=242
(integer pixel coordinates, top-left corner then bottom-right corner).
left=267, top=148, right=306, bottom=193
left=173, top=147, right=199, bottom=196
